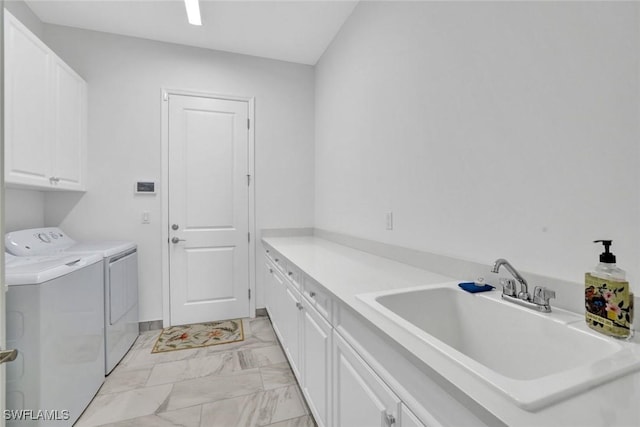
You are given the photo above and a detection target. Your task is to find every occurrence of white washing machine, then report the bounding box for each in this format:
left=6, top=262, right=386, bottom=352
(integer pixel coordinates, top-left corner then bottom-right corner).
left=6, top=228, right=139, bottom=374
left=4, top=251, right=104, bottom=426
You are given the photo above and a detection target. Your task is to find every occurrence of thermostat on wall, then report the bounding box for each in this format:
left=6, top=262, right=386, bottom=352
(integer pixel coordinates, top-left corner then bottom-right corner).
left=135, top=181, right=156, bottom=194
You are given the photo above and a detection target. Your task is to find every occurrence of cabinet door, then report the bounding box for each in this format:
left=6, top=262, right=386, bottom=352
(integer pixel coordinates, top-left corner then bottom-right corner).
left=400, top=404, right=425, bottom=427
left=4, top=11, right=52, bottom=188
left=302, top=301, right=332, bottom=427
left=333, top=332, right=401, bottom=427
left=267, top=264, right=285, bottom=342
left=51, top=57, right=86, bottom=190
left=282, top=281, right=302, bottom=379
left=264, top=260, right=274, bottom=318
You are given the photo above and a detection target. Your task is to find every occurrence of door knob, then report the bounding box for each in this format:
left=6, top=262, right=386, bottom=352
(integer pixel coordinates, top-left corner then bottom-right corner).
left=171, top=224, right=179, bottom=230
left=0, top=348, right=18, bottom=364
left=171, top=237, right=186, bottom=244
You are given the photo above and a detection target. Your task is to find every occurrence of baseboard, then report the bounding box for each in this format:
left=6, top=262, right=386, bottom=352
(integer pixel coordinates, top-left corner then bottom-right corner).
left=260, top=227, right=314, bottom=238
left=139, top=320, right=163, bottom=333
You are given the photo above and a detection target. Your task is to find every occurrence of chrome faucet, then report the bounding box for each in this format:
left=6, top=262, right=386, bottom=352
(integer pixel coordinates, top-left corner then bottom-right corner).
left=491, top=258, right=555, bottom=313
left=491, top=258, right=530, bottom=300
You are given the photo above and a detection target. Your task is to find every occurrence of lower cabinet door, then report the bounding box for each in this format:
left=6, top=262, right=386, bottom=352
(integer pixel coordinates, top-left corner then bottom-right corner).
left=282, top=281, right=302, bottom=379
left=264, top=261, right=274, bottom=317
left=302, top=300, right=332, bottom=427
left=333, top=332, right=401, bottom=427
left=400, top=404, right=426, bottom=427
left=266, top=262, right=285, bottom=341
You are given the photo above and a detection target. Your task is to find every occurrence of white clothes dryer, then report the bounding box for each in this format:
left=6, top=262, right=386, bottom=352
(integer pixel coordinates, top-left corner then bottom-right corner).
left=4, top=251, right=104, bottom=426
left=6, top=228, right=139, bottom=374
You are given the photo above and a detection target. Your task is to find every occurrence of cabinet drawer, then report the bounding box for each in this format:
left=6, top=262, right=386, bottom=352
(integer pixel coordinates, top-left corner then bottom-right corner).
left=265, top=247, right=275, bottom=262
left=303, top=276, right=332, bottom=321
left=284, top=263, right=302, bottom=291
left=266, top=248, right=287, bottom=274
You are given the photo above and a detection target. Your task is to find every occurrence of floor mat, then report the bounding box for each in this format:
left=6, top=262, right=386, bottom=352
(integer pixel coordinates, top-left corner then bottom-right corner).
left=151, top=319, right=244, bottom=353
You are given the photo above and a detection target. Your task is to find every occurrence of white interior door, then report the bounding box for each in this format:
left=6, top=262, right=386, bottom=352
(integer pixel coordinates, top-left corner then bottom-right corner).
left=168, top=94, right=250, bottom=325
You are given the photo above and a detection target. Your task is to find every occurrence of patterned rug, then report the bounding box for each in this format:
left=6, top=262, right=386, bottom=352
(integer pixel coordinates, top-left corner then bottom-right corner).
left=151, top=319, right=244, bottom=353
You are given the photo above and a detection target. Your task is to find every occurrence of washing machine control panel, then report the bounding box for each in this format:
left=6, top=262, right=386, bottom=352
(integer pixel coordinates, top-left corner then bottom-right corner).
left=5, top=227, right=76, bottom=256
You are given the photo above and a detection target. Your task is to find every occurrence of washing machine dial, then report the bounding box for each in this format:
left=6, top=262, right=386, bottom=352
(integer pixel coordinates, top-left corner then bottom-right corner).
left=36, top=233, right=51, bottom=243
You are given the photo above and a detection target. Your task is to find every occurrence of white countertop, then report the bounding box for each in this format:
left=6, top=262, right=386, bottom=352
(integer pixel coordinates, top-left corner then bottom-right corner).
left=262, top=235, right=640, bottom=427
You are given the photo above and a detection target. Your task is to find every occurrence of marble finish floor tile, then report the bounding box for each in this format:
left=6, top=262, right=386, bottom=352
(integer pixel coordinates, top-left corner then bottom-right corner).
left=266, top=415, right=317, bottom=427
left=239, top=344, right=287, bottom=369
left=78, top=316, right=315, bottom=427
left=98, top=365, right=153, bottom=395
left=162, top=368, right=264, bottom=412
left=249, top=317, right=279, bottom=342
left=261, top=362, right=296, bottom=390
left=146, top=351, right=242, bottom=386
left=131, top=330, right=162, bottom=351
left=200, top=384, right=307, bottom=426
left=120, top=343, right=211, bottom=369
left=94, top=406, right=201, bottom=427
left=75, top=384, right=173, bottom=427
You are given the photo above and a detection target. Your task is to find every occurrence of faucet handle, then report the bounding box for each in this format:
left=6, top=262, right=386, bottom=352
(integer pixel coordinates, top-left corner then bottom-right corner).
left=533, top=286, right=556, bottom=306
left=500, top=278, right=517, bottom=297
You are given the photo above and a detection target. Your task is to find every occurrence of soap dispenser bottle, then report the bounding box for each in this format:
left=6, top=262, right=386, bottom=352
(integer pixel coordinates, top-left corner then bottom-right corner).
left=585, top=240, right=633, bottom=338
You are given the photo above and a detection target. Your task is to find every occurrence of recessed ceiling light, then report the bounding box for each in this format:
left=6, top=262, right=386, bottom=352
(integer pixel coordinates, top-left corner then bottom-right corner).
left=184, top=0, right=202, bottom=26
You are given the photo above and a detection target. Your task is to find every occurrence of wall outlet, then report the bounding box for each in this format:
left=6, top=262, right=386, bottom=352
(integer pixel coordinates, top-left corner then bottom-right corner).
left=385, top=212, right=393, bottom=230
left=142, top=211, right=150, bottom=224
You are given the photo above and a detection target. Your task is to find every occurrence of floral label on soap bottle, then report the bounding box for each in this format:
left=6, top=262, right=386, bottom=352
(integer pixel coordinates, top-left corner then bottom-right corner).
left=585, top=273, right=632, bottom=338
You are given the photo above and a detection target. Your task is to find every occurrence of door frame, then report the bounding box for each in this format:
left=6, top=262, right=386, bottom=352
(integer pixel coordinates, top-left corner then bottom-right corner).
left=160, top=88, right=256, bottom=327
left=1, top=2, right=6, bottom=418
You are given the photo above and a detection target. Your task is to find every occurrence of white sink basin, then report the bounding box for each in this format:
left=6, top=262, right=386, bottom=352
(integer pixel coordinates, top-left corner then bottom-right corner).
left=357, top=282, right=640, bottom=410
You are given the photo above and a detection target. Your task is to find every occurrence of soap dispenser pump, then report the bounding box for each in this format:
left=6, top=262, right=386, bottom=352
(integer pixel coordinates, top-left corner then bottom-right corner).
left=585, top=240, right=633, bottom=338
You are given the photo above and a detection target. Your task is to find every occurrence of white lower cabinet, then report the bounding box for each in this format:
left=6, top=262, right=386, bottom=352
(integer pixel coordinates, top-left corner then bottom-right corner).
left=400, top=404, right=426, bottom=427
left=264, top=261, right=284, bottom=340
left=263, top=249, right=426, bottom=427
left=301, top=298, right=332, bottom=427
left=333, top=332, right=405, bottom=427
left=281, top=280, right=303, bottom=378
left=265, top=260, right=303, bottom=379
left=264, top=261, right=274, bottom=316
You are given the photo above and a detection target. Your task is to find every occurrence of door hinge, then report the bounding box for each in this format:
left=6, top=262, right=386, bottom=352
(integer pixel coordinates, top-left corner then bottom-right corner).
left=247, top=118, right=250, bottom=129
left=248, top=289, right=251, bottom=299
left=163, top=92, right=169, bottom=102
left=247, top=174, right=251, bottom=186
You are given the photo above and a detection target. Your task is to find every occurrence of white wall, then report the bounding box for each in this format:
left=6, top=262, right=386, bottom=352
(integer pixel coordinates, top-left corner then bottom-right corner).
left=41, top=25, right=315, bottom=321
left=5, top=189, right=44, bottom=232
left=315, top=2, right=640, bottom=289
left=5, top=0, right=43, bottom=38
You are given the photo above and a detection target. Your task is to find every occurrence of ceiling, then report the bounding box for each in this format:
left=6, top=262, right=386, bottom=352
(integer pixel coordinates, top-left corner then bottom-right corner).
left=23, top=0, right=359, bottom=65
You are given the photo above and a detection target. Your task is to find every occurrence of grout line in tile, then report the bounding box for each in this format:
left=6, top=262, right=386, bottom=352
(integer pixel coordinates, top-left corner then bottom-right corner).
left=154, top=383, right=175, bottom=415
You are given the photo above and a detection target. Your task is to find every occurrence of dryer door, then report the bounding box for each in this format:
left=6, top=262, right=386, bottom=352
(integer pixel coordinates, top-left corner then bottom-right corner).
left=108, top=251, right=137, bottom=325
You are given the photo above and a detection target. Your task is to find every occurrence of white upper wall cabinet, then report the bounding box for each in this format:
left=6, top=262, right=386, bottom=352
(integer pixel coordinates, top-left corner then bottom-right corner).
left=4, top=9, right=87, bottom=191
left=50, top=56, right=86, bottom=190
